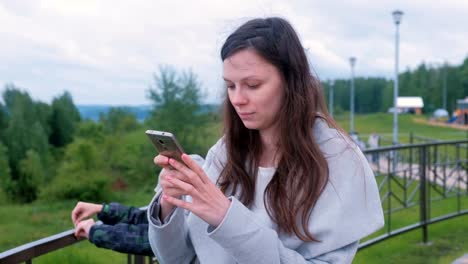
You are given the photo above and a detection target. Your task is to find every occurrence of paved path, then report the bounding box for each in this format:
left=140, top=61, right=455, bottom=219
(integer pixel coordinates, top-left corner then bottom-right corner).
left=452, top=254, right=468, bottom=264
left=369, top=157, right=467, bottom=190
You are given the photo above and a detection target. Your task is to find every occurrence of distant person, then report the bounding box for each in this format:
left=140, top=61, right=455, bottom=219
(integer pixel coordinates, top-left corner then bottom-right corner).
left=350, top=131, right=366, bottom=151
left=148, top=17, right=384, bottom=264
left=368, top=132, right=381, bottom=164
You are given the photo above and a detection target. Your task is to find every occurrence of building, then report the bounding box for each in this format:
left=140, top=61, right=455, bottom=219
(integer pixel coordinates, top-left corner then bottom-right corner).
left=455, top=97, right=468, bottom=125
left=396, top=96, right=424, bottom=115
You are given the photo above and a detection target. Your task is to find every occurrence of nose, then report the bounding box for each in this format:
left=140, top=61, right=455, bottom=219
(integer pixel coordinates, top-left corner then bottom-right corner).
left=229, top=87, right=248, bottom=106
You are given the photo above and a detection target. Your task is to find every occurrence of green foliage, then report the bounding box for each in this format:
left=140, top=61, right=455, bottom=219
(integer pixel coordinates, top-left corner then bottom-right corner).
left=2, top=86, right=49, bottom=170
left=15, top=150, right=45, bottom=202
left=0, top=103, right=7, bottom=139
left=100, top=132, right=158, bottom=188
left=40, top=139, right=112, bottom=202
left=324, top=58, right=468, bottom=115
left=34, top=101, right=53, bottom=137
left=75, top=120, right=105, bottom=143
left=49, top=91, right=81, bottom=147
left=99, top=107, right=139, bottom=134
left=41, top=171, right=110, bottom=202
left=1, top=149, right=47, bottom=203
left=1, top=85, right=52, bottom=202
left=146, top=66, right=212, bottom=155
left=0, top=143, right=11, bottom=204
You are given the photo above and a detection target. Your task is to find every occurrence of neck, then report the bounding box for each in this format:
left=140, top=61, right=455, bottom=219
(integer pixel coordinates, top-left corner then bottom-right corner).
left=259, top=126, right=279, bottom=167
left=260, top=126, right=277, bottom=149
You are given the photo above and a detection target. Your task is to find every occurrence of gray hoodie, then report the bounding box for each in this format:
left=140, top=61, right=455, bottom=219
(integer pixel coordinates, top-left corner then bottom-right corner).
left=147, top=119, right=384, bottom=263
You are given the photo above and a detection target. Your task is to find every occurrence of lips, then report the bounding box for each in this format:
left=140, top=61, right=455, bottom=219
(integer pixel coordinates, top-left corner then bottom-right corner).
left=238, top=112, right=254, bottom=119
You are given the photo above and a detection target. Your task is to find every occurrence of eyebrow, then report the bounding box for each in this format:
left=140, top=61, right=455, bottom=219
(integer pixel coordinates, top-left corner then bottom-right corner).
left=222, top=76, right=262, bottom=82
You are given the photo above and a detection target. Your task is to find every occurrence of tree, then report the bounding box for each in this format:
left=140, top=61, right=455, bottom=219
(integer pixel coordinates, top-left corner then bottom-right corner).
left=75, top=120, right=105, bottom=142
left=1, top=85, right=51, bottom=202
left=0, top=103, right=7, bottom=140
left=40, top=139, right=112, bottom=202
left=146, top=66, right=211, bottom=155
left=16, top=150, right=44, bottom=202
left=99, top=107, right=138, bottom=134
left=35, top=102, right=53, bottom=138
left=0, top=143, right=11, bottom=200
left=49, top=91, right=81, bottom=147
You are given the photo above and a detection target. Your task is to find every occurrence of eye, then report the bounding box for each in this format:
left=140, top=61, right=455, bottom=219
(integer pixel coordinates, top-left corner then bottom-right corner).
left=247, top=84, right=260, bottom=89
left=226, top=84, right=235, bottom=90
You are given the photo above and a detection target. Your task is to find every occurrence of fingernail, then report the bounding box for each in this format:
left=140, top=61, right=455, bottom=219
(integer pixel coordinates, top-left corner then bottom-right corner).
left=163, top=195, right=168, bottom=199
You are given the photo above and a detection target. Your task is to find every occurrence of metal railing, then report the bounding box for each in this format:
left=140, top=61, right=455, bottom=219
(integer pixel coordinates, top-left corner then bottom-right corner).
left=358, top=139, right=468, bottom=249
left=1, top=139, right=467, bottom=262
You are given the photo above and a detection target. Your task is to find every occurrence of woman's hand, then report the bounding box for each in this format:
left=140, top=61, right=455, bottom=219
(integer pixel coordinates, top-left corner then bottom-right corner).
left=162, top=154, right=231, bottom=227
left=74, top=218, right=95, bottom=239
left=154, top=154, right=192, bottom=220
left=71, top=201, right=102, bottom=226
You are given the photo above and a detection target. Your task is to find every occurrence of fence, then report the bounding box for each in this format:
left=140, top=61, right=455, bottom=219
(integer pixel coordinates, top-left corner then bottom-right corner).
left=359, top=139, right=468, bottom=249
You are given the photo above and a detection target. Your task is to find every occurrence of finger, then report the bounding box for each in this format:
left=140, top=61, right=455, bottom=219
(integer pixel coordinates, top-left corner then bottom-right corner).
left=71, top=209, right=77, bottom=223
left=163, top=194, right=192, bottom=211
left=71, top=207, right=82, bottom=224
left=162, top=187, right=183, bottom=198
left=168, top=158, right=204, bottom=187
left=181, top=154, right=210, bottom=184
left=74, top=224, right=83, bottom=238
left=160, top=179, right=188, bottom=198
left=154, top=155, right=171, bottom=167
left=74, top=212, right=87, bottom=226
left=167, top=176, right=197, bottom=196
left=165, top=169, right=192, bottom=184
left=160, top=179, right=178, bottom=192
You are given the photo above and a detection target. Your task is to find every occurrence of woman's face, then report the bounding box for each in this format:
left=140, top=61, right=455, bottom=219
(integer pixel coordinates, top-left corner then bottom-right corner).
left=223, top=49, right=284, bottom=134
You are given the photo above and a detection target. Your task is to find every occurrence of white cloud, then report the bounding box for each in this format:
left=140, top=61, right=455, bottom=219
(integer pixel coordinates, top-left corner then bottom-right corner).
left=0, top=0, right=467, bottom=105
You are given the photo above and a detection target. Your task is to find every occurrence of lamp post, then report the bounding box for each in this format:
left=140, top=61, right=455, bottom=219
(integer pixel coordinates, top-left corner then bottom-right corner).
left=392, top=10, right=403, bottom=145
left=349, top=57, right=356, bottom=133
left=443, top=62, right=447, bottom=110
left=329, top=80, right=334, bottom=117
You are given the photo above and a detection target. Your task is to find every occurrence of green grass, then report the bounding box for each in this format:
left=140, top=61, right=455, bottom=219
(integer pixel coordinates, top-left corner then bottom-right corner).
left=1, top=113, right=467, bottom=263
left=334, top=112, right=467, bottom=143
left=355, top=215, right=468, bottom=264
left=0, top=189, right=156, bottom=264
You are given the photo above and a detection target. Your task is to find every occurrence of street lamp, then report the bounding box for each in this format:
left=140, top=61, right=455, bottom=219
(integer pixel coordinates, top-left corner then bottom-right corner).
left=443, top=62, right=448, bottom=110
left=329, top=80, right=334, bottom=117
left=392, top=10, right=403, bottom=145
left=349, top=57, right=356, bottom=133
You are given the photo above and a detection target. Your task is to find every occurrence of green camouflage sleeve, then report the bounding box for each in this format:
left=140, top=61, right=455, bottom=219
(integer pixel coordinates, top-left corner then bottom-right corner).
left=97, top=202, right=148, bottom=225
left=89, top=223, right=153, bottom=256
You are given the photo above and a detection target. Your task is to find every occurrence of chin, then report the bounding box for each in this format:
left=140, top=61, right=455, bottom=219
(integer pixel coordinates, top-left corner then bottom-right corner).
left=241, top=121, right=259, bottom=130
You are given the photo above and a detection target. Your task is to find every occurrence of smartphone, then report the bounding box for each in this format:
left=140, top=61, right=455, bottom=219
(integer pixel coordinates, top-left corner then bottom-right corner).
left=145, top=130, right=184, bottom=163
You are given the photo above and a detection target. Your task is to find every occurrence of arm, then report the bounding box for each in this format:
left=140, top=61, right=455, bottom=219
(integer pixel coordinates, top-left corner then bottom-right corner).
left=97, top=203, right=148, bottom=225
left=147, top=192, right=196, bottom=264
left=147, top=154, right=205, bottom=264
left=89, top=222, right=154, bottom=256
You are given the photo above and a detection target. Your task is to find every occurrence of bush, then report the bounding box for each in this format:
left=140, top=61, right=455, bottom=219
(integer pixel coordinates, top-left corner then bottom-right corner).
left=39, top=139, right=113, bottom=202
left=40, top=171, right=112, bottom=202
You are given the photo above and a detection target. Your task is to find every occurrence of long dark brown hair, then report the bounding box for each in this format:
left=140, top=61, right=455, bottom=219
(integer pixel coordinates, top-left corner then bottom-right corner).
left=218, top=17, right=343, bottom=242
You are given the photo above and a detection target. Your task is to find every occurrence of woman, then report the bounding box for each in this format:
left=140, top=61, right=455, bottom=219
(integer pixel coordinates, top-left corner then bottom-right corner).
left=147, top=17, right=384, bottom=264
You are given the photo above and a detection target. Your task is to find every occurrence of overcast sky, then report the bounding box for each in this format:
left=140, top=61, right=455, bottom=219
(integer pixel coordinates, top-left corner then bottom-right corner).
left=1, top=0, right=467, bottom=105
